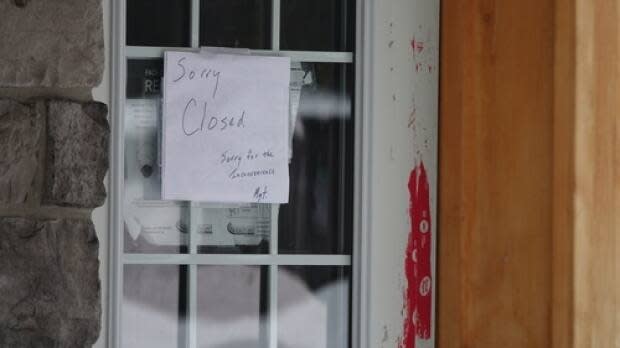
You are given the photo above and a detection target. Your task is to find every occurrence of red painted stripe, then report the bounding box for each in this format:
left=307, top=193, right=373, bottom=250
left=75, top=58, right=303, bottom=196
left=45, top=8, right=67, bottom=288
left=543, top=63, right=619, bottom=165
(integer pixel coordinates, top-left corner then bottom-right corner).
left=401, top=162, right=432, bottom=348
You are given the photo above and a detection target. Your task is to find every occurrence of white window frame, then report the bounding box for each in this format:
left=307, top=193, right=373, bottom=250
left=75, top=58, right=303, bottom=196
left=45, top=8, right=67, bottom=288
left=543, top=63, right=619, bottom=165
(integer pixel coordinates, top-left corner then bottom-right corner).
left=108, top=0, right=373, bottom=347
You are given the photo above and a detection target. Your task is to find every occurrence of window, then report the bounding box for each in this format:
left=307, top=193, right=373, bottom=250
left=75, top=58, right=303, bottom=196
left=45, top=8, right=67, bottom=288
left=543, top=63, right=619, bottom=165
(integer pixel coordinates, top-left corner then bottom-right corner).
left=111, top=1, right=357, bottom=347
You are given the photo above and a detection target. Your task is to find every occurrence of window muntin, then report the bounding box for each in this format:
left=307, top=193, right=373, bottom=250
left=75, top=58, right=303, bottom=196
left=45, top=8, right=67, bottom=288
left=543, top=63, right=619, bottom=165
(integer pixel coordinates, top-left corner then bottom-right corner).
left=116, top=1, right=356, bottom=347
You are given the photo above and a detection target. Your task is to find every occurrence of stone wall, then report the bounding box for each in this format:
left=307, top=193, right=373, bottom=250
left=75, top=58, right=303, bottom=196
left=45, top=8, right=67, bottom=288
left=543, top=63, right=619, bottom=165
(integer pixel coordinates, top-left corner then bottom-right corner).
left=0, top=0, right=107, bottom=347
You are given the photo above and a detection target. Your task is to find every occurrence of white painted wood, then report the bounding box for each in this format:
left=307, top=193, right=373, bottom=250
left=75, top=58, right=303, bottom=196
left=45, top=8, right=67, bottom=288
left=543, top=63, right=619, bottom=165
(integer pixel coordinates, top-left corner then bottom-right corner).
left=108, top=0, right=126, bottom=347
left=190, top=0, right=199, bottom=48
left=122, top=254, right=351, bottom=266
left=271, top=0, right=280, bottom=51
left=352, top=0, right=372, bottom=346
left=365, top=0, right=439, bottom=347
left=125, top=46, right=353, bottom=63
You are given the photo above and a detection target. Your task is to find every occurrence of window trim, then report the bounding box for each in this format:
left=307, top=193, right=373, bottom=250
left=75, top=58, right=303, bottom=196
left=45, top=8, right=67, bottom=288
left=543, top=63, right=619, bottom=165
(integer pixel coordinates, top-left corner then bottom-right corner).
left=108, top=0, right=373, bottom=347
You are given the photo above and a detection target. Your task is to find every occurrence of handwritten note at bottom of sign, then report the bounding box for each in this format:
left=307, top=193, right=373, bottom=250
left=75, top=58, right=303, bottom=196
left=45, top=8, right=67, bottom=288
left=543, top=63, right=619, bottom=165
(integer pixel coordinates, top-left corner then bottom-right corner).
left=162, top=51, right=290, bottom=203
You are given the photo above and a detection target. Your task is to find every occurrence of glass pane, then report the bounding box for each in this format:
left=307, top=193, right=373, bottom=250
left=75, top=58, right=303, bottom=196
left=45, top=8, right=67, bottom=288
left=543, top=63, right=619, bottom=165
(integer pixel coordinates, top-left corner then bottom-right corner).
left=127, top=0, right=191, bottom=47
left=281, top=0, right=355, bottom=52
left=197, top=266, right=269, bottom=347
left=124, top=59, right=188, bottom=254
left=196, top=204, right=271, bottom=254
left=278, top=266, right=350, bottom=348
left=278, top=63, right=354, bottom=254
left=122, top=265, right=187, bottom=348
left=200, top=0, right=272, bottom=49
left=124, top=60, right=274, bottom=254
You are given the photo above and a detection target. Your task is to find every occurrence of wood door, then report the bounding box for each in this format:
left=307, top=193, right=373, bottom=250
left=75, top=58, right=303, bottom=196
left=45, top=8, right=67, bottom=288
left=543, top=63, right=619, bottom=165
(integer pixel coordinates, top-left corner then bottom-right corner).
left=439, top=1, right=620, bottom=347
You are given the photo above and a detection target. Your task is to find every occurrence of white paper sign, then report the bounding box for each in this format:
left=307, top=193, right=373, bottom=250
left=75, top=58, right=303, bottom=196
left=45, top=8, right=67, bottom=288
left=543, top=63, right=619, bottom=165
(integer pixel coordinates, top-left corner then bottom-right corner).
left=162, top=51, right=291, bottom=203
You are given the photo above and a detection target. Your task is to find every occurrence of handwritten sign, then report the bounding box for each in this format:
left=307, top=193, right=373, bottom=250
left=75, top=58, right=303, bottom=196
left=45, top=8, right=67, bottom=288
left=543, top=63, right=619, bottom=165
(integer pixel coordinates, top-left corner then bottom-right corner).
left=162, top=51, right=290, bottom=203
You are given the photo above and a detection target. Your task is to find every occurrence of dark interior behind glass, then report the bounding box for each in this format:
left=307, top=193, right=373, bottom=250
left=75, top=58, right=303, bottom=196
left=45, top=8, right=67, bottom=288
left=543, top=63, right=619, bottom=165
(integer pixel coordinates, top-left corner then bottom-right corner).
left=127, top=0, right=191, bottom=47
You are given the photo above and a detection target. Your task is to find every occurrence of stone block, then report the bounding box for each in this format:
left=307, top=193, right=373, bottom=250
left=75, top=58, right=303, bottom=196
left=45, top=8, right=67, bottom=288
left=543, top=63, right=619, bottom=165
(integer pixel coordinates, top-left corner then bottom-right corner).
left=0, top=0, right=104, bottom=88
left=44, top=100, right=109, bottom=208
left=0, top=217, right=100, bottom=347
left=0, top=99, right=44, bottom=205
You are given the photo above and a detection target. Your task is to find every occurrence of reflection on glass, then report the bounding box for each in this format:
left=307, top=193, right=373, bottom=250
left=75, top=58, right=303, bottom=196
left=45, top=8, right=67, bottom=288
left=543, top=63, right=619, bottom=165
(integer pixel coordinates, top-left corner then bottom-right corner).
left=122, top=265, right=187, bottom=348
left=200, top=0, right=272, bottom=49
left=125, top=59, right=189, bottom=254
left=281, top=0, right=355, bottom=51
left=126, top=0, right=191, bottom=47
left=278, top=266, right=350, bottom=348
left=279, top=63, right=354, bottom=255
left=196, top=266, right=269, bottom=347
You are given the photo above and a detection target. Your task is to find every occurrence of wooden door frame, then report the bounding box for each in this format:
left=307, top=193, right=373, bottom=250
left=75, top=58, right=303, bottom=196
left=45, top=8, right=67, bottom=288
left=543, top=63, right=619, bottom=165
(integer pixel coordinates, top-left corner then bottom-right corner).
left=556, top=1, right=619, bottom=346
left=438, top=0, right=619, bottom=347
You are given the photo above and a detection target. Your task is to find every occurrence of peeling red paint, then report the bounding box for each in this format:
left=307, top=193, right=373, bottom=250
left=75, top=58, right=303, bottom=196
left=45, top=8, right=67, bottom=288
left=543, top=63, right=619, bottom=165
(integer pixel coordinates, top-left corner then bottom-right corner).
left=411, top=38, right=425, bottom=56
left=401, top=163, right=432, bottom=348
